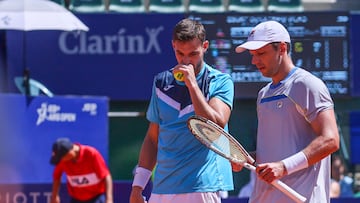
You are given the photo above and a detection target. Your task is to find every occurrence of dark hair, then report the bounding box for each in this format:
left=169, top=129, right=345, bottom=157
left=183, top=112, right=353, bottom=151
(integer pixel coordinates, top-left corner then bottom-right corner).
left=172, top=18, right=206, bottom=43
left=271, top=42, right=291, bottom=54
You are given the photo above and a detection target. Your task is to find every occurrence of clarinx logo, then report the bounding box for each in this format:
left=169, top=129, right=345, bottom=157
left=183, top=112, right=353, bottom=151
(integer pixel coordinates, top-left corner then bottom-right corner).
left=58, top=26, right=164, bottom=55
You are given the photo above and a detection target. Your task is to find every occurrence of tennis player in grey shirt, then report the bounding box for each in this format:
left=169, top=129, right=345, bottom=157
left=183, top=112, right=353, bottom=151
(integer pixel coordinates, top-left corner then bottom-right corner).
left=234, top=20, right=340, bottom=203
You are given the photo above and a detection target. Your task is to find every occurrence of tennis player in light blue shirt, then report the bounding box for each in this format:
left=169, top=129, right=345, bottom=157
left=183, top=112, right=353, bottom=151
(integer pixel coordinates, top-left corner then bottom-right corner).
left=130, top=18, right=234, bottom=203
left=147, top=63, right=234, bottom=194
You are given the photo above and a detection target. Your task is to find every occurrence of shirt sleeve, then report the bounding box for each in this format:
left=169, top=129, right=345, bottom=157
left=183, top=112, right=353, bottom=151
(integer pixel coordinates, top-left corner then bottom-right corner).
left=290, top=73, right=333, bottom=122
left=210, top=73, right=234, bottom=110
left=91, top=148, right=110, bottom=179
left=53, top=164, right=64, bottom=180
left=146, top=78, right=160, bottom=123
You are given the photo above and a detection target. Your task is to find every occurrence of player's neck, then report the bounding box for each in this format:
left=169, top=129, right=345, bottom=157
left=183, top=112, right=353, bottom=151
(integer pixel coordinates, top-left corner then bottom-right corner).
left=72, top=144, right=80, bottom=161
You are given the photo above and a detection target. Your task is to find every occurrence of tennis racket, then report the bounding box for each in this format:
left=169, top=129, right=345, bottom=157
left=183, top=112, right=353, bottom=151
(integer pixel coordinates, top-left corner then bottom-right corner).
left=187, top=115, right=307, bottom=203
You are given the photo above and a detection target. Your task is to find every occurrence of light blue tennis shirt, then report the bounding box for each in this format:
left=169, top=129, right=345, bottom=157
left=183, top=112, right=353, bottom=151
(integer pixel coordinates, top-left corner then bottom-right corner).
left=146, top=63, right=234, bottom=194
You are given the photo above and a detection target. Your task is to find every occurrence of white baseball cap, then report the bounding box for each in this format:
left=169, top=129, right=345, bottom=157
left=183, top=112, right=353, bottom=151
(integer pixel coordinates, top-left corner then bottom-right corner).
left=235, top=20, right=291, bottom=53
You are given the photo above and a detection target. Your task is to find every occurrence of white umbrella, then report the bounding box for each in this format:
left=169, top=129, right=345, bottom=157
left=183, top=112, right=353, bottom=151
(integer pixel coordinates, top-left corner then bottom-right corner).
left=0, top=0, right=89, bottom=95
left=0, top=0, right=89, bottom=31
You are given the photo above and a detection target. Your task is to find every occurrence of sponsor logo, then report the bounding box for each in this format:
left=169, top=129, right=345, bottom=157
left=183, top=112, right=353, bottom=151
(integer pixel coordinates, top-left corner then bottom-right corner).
left=67, top=173, right=99, bottom=187
left=82, top=103, right=98, bottom=115
left=0, top=191, right=52, bottom=203
left=70, top=177, right=90, bottom=185
left=59, top=27, right=164, bottom=55
left=36, top=103, right=76, bottom=126
left=0, top=15, right=11, bottom=25
left=163, top=85, right=174, bottom=91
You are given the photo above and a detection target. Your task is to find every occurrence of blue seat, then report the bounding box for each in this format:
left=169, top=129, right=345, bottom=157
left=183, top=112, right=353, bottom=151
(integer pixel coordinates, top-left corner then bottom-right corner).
left=108, top=0, right=146, bottom=12
left=228, top=0, right=265, bottom=12
left=188, top=0, right=225, bottom=13
left=70, top=0, right=106, bottom=12
left=148, top=0, right=185, bottom=13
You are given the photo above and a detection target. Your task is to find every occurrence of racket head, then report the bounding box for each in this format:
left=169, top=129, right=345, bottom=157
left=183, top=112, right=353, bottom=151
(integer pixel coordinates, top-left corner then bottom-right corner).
left=187, top=115, right=255, bottom=165
left=188, top=115, right=307, bottom=203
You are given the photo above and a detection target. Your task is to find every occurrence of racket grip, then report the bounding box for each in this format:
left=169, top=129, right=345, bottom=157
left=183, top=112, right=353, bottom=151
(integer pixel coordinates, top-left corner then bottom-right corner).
left=242, top=163, right=306, bottom=203
left=272, top=179, right=307, bottom=203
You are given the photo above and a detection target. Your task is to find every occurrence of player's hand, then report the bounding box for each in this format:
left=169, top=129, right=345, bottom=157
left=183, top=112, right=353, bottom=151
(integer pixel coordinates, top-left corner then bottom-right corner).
left=256, top=161, right=286, bottom=184
left=50, top=195, right=60, bottom=203
left=231, top=161, right=243, bottom=172
left=172, top=64, right=195, bottom=83
left=129, top=186, right=146, bottom=203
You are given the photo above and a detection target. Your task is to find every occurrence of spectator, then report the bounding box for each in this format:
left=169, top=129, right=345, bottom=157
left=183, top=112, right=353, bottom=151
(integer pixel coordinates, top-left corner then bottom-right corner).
left=354, top=184, right=360, bottom=198
left=330, top=178, right=341, bottom=198
left=331, top=154, right=354, bottom=197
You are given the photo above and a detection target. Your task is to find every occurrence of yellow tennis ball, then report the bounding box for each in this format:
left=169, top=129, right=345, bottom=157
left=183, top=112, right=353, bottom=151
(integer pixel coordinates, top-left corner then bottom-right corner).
left=173, top=71, right=184, bottom=81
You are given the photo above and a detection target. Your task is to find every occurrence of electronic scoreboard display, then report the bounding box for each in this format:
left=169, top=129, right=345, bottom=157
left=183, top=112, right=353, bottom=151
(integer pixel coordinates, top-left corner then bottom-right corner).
left=186, top=12, right=351, bottom=98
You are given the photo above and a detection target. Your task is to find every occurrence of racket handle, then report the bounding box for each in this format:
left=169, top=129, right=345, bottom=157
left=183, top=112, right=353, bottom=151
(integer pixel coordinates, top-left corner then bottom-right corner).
left=272, top=180, right=307, bottom=203
left=242, top=163, right=306, bottom=203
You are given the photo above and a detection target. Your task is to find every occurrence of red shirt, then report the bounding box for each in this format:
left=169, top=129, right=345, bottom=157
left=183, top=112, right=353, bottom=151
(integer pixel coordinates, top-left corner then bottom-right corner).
left=53, top=144, right=110, bottom=201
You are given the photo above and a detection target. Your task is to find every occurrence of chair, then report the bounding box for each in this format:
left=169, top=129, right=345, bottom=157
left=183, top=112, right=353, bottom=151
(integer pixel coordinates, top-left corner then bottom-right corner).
left=148, top=0, right=185, bottom=13
left=70, top=0, right=106, bottom=12
left=267, top=0, right=304, bottom=12
left=188, top=0, right=225, bottom=13
left=14, top=77, right=54, bottom=97
left=228, top=0, right=265, bottom=12
left=108, top=0, right=146, bottom=12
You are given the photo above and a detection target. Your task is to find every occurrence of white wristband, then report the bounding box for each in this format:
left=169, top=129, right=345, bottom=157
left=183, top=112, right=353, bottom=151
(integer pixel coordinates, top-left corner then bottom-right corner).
left=132, top=167, right=152, bottom=189
left=281, top=151, right=308, bottom=175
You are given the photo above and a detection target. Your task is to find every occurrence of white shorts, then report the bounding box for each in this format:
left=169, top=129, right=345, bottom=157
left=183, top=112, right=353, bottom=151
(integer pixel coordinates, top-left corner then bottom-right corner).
left=148, top=192, right=221, bottom=203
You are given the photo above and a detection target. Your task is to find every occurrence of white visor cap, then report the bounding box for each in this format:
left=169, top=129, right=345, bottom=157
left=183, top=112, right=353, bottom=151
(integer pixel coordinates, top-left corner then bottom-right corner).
left=235, top=20, right=291, bottom=53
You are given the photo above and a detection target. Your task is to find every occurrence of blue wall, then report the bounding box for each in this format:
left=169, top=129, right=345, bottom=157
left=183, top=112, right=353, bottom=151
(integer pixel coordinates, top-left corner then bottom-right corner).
left=0, top=93, right=109, bottom=183
left=4, top=12, right=360, bottom=100
left=5, top=14, right=184, bottom=100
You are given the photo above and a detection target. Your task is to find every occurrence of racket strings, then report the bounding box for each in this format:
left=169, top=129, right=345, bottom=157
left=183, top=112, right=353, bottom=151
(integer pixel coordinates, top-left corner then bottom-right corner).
left=190, top=120, right=248, bottom=163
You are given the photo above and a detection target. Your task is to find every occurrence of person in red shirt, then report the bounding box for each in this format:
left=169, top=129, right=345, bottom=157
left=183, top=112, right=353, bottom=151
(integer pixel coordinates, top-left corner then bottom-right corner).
left=50, top=137, right=113, bottom=203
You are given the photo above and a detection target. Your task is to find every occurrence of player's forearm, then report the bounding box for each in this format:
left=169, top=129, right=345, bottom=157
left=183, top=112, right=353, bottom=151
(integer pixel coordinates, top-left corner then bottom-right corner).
left=105, top=175, right=113, bottom=203
left=188, top=83, right=213, bottom=115
left=188, top=85, right=230, bottom=127
left=280, top=133, right=338, bottom=175
left=138, top=124, right=158, bottom=170
left=303, top=134, right=339, bottom=166
left=139, top=143, right=157, bottom=169
left=304, top=110, right=340, bottom=165
left=51, top=179, right=61, bottom=203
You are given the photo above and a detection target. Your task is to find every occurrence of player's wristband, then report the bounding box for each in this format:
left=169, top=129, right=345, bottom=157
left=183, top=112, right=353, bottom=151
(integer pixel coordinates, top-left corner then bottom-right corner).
left=132, top=167, right=152, bottom=189
left=281, top=151, right=308, bottom=175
